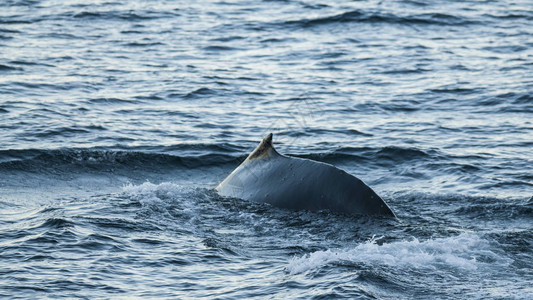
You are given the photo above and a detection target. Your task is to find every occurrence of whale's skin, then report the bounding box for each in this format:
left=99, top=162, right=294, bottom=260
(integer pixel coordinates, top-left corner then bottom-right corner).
left=216, top=134, right=395, bottom=217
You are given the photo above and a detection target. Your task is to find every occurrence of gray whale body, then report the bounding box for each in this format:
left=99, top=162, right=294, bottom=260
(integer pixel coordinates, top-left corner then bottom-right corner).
left=216, top=133, right=395, bottom=217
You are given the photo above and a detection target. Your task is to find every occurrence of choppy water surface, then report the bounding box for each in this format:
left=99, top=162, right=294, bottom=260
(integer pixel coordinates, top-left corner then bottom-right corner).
left=1, top=0, right=532, bottom=299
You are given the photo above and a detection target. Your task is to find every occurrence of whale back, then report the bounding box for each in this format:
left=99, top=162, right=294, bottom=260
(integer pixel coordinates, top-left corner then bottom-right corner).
left=216, top=134, right=395, bottom=217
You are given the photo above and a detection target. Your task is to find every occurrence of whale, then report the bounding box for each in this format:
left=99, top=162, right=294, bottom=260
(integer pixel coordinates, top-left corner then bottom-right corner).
left=216, top=133, right=395, bottom=217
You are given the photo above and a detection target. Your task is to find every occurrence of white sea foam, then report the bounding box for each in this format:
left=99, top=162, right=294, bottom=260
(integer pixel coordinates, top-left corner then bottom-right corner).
left=122, top=181, right=185, bottom=201
left=121, top=181, right=198, bottom=213
left=287, top=233, right=509, bottom=275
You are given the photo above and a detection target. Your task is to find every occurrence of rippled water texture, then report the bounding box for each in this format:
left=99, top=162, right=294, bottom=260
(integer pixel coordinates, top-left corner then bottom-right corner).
left=1, top=0, right=532, bottom=299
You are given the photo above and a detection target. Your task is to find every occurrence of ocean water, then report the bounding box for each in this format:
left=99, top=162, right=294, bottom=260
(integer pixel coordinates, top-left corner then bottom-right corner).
left=1, top=0, right=532, bottom=299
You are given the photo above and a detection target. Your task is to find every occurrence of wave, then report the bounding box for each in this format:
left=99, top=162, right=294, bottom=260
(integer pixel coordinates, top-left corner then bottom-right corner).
left=0, top=8, right=180, bottom=25
left=0, top=148, right=241, bottom=172
left=124, top=41, right=165, bottom=47
left=453, top=200, right=533, bottom=220
left=388, top=191, right=533, bottom=224
left=284, top=10, right=478, bottom=28
left=87, top=97, right=140, bottom=105
left=71, top=10, right=179, bottom=21
left=485, top=92, right=533, bottom=113
left=0, top=142, right=447, bottom=172
left=300, top=145, right=437, bottom=166
left=0, top=64, right=23, bottom=72
left=286, top=233, right=511, bottom=275
left=484, top=12, right=533, bottom=21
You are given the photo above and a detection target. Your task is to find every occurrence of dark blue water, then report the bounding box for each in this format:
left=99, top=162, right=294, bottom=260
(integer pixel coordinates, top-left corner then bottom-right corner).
left=1, top=0, right=532, bottom=298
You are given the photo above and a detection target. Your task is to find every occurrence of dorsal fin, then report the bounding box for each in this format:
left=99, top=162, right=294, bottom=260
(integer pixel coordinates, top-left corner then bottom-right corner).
left=247, top=133, right=280, bottom=160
